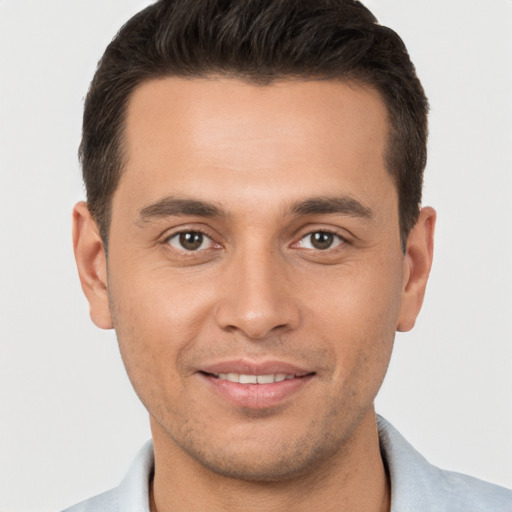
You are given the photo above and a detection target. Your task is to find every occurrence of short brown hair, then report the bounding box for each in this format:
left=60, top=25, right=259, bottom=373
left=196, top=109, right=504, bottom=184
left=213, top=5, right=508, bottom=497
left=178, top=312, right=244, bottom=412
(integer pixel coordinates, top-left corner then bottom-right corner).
left=80, top=0, right=428, bottom=249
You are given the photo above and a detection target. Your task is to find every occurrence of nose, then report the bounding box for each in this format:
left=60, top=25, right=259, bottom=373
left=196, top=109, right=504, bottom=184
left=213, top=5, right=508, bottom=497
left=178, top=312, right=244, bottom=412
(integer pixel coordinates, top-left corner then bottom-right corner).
left=214, top=247, right=301, bottom=340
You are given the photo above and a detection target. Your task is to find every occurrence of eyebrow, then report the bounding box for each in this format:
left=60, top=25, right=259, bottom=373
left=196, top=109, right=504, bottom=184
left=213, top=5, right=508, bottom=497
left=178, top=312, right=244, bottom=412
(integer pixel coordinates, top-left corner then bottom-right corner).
left=289, top=196, right=373, bottom=219
left=136, top=194, right=372, bottom=225
left=137, top=196, right=226, bottom=223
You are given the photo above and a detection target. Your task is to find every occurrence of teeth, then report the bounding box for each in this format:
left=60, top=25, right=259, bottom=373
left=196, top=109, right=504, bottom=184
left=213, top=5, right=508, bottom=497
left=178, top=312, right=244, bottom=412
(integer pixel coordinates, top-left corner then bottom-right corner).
left=239, top=374, right=257, bottom=384
left=217, top=373, right=294, bottom=384
left=257, top=374, right=275, bottom=384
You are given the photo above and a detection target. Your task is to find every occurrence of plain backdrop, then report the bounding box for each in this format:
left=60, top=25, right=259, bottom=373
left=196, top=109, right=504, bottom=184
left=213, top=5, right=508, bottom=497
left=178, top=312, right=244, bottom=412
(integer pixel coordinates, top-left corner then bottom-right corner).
left=0, top=1, right=511, bottom=511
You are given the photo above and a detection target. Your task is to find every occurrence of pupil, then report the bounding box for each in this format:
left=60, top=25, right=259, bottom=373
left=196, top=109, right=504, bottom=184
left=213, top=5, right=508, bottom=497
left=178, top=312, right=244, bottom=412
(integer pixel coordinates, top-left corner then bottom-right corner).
left=312, top=232, right=333, bottom=250
left=180, top=232, right=203, bottom=250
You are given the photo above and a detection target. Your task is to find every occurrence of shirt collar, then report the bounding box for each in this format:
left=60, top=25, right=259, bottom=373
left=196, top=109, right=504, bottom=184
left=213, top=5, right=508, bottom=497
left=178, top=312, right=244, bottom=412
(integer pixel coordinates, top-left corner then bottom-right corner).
left=116, top=417, right=458, bottom=512
left=117, top=439, right=154, bottom=512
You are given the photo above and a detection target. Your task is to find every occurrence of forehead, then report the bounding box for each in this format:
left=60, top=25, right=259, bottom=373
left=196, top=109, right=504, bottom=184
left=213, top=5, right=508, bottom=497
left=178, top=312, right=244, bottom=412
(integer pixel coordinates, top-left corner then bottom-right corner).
left=118, top=76, right=394, bottom=215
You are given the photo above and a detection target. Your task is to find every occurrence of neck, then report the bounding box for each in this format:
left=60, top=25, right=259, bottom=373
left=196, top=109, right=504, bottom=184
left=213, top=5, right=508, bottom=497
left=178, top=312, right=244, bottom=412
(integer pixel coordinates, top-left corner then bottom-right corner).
left=149, top=409, right=390, bottom=512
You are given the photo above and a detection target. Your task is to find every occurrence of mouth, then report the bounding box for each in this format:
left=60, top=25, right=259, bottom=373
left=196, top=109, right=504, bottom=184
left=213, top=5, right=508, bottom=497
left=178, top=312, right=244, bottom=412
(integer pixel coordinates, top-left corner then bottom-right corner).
left=197, top=362, right=315, bottom=409
left=201, top=371, right=309, bottom=384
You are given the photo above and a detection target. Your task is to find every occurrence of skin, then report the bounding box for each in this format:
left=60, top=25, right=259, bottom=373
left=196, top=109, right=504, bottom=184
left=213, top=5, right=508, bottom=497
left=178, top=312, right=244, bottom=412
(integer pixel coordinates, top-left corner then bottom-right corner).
left=73, top=77, right=435, bottom=512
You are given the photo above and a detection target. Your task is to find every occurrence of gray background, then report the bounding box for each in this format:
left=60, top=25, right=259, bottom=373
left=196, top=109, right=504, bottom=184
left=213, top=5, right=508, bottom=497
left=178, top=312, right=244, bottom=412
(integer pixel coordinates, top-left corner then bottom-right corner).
left=1, top=1, right=511, bottom=510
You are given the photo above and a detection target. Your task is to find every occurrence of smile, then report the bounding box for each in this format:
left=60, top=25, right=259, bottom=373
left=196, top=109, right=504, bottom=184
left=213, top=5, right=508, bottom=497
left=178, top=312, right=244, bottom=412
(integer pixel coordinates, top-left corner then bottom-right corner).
left=198, top=363, right=315, bottom=409
left=212, top=373, right=295, bottom=384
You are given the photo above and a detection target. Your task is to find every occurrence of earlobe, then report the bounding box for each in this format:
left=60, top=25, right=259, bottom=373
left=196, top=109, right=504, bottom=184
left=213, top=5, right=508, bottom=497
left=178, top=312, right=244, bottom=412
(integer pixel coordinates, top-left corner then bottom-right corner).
left=397, top=207, right=436, bottom=332
left=72, top=201, right=113, bottom=329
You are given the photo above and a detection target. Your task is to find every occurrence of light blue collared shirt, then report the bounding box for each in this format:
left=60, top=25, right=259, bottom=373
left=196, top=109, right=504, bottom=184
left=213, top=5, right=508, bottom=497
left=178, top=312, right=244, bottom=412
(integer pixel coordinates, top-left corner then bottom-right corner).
left=62, top=416, right=512, bottom=511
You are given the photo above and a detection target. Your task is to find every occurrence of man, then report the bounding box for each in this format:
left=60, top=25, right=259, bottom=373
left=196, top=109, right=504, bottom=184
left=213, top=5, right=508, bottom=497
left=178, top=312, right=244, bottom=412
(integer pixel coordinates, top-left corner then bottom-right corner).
left=64, top=0, right=512, bottom=511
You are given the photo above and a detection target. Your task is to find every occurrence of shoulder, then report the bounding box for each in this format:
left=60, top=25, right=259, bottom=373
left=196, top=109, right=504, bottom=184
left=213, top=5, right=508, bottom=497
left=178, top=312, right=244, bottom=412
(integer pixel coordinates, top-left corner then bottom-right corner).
left=60, top=440, right=154, bottom=512
left=60, top=488, right=118, bottom=512
left=432, top=467, right=512, bottom=511
left=377, top=416, right=512, bottom=512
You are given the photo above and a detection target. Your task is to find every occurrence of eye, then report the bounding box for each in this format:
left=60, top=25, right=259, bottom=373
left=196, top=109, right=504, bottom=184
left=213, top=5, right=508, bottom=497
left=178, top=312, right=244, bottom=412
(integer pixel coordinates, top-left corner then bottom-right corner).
left=166, top=231, right=215, bottom=251
left=297, top=231, right=344, bottom=250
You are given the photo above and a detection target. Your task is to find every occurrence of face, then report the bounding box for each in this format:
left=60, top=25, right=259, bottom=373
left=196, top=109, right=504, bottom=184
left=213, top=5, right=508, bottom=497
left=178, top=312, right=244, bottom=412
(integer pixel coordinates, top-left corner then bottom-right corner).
left=75, top=77, right=434, bottom=482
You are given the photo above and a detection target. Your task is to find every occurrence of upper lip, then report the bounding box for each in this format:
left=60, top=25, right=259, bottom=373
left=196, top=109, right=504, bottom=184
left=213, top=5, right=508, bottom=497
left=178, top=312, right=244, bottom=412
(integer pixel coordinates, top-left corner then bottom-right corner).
left=199, top=359, right=314, bottom=377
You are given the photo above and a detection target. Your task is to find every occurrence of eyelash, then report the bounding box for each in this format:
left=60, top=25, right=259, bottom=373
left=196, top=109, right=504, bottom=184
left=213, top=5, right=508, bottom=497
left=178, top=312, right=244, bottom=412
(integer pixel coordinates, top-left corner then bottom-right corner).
left=164, top=229, right=219, bottom=253
left=162, top=227, right=348, bottom=256
left=294, top=230, right=346, bottom=251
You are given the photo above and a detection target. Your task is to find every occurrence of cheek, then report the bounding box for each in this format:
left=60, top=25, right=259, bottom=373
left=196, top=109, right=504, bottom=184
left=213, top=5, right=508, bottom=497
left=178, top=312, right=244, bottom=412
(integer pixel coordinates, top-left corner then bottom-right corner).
left=106, top=264, right=218, bottom=404
left=300, top=256, right=403, bottom=384
left=109, top=261, right=216, bottom=342
left=301, top=253, right=403, bottom=329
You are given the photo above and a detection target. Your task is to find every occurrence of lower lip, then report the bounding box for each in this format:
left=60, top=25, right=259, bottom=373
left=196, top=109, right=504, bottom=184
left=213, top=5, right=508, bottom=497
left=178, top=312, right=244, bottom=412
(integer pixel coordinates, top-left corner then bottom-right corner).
left=200, top=373, right=314, bottom=409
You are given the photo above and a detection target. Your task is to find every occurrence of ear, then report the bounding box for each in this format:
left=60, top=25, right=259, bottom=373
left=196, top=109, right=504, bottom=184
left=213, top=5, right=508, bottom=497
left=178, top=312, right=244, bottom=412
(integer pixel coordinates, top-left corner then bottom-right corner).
left=72, top=201, right=113, bottom=329
left=397, top=206, right=436, bottom=332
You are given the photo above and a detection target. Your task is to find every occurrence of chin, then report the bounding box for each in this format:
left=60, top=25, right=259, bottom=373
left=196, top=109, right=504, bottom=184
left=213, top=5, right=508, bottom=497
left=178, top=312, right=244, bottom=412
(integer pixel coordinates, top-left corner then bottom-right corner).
left=177, top=431, right=342, bottom=483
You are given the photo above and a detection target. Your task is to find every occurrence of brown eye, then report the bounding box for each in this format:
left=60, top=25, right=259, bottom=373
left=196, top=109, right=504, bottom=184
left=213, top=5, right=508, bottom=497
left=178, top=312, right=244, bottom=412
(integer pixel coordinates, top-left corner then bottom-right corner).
left=168, top=231, right=211, bottom=251
left=311, top=232, right=334, bottom=249
left=298, top=231, right=343, bottom=250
